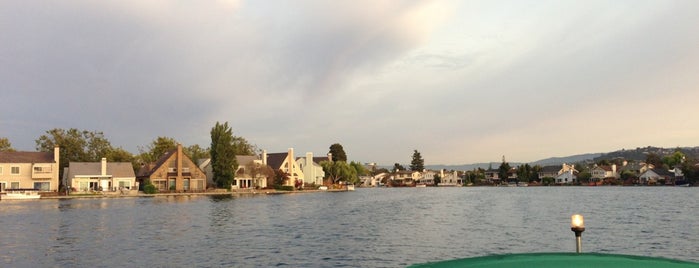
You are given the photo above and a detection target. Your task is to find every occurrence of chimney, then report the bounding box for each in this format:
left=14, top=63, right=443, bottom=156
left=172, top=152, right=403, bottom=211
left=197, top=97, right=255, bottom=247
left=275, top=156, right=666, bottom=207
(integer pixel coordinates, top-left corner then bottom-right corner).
left=441, top=169, right=445, bottom=179
left=177, top=144, right=183, bottom=177
left=101, top=158, right=107, bottom=176
left=306, top=152, right=313, bottom=164
left=328, top=153, right=332, bottom=162
left=262, top=150, right=267, bottom=165
left=612, top=164, right=617, bottom=175
left=54, top=146, right=60, bottom=185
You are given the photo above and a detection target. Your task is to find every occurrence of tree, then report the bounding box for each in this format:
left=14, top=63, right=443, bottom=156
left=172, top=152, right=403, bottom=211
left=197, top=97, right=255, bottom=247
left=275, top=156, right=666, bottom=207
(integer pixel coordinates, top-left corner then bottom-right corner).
left=328, top=143, right=347, bottom=162
left=185, top=144, right=210, bottom=165
left=663, top=150, right=685, bottom=168
left=0, top=137, right=15, bottom=152
left=273, top=169, right=290, bottom=188
left=232, top=136, right=257, bottom=156
left=138, top=136, right=178, bottom=163
left=410, top=150, right=425, bottom=171
left=433, top=172, right=442, bottom=186
left=393, top=163, right=405, bottom=172
left=646, top=153, right=663, bottom=168
left=349, top=161, right=368, bottom=177
left=36, top=128, right=115, bottom=181
left=516, top=164, right=533, bottom=182
left=498, top=160, right=511, bottom=182
left=320, top=160, right=357, bottom=184
left=210, top=122, right=237, bottom=188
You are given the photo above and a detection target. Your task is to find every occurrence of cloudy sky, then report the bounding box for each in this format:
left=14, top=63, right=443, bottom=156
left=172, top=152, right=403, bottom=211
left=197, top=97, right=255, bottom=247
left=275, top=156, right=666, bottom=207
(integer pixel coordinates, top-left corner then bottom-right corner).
left=2, top=0, right=698, bottom=165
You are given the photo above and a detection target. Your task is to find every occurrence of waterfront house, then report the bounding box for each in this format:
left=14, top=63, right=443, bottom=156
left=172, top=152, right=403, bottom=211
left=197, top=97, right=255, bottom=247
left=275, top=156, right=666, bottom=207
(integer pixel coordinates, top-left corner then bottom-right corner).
left=0, top=146, right=60, bottom=192
left=64, top=158, right=135, bottom=192
left=265, top=148, right=304, bottom=187
left=137, top=144, right=206, bottom=191
left=555, top=169, right=577, bottom=184
left=484, top=168, right=500, bottom=183
left=233, top=155, right=273, bottom=189
left=590, top=164, right=618, bottom=181
left=638, top=168, right=674, bottom=185
left=296, top=152, right=328, bottom=186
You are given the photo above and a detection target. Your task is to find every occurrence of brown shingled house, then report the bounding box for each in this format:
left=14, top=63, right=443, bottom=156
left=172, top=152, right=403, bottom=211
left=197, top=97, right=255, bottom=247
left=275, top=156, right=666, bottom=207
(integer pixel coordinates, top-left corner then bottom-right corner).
left=137, top=144, right=206, bottom=192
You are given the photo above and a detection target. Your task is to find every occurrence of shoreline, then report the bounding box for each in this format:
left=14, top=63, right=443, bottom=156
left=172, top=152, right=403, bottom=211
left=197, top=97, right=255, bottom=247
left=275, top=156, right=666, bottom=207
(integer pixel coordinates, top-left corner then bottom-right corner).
left=38, top=188, right=350, bottom=199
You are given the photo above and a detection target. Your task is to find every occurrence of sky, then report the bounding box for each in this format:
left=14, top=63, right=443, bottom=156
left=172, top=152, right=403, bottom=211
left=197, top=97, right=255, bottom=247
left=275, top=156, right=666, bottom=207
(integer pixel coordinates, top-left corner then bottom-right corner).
left=2, top=0, right=698, bottom=165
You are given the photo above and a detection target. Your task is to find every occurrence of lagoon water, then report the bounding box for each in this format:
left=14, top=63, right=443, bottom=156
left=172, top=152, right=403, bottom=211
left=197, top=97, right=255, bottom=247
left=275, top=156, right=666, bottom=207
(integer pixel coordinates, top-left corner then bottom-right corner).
left=1, top=187, right=697, bottom=267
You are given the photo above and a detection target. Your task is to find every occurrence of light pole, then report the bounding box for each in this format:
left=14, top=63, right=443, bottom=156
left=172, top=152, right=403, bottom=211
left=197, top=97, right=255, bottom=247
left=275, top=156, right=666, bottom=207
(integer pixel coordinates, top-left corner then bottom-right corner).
left=571, top=214, right=585, bottom=253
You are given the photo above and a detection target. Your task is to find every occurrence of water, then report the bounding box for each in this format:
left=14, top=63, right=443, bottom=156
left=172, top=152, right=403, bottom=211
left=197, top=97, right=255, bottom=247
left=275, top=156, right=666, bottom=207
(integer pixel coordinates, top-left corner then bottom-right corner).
left=0, top=187, right=697, bottom=267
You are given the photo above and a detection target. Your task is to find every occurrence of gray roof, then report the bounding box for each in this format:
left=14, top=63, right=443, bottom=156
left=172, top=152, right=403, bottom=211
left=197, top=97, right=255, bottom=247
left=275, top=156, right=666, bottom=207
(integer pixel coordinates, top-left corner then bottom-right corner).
left=67, top=162, right=135, bottom=178
left=236, top=155, right=257, bottom=166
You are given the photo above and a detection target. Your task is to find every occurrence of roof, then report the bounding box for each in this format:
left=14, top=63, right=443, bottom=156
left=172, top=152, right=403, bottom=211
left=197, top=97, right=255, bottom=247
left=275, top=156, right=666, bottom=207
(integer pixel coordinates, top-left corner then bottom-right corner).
left=266, top=152, right=288, bottom=169
left=67, top=162, right=135, bottom=178
left=137, top=149, right=177, bottom=177
left=0, top=151, right=54, bottom=163
left=313, top=156, right=330, bottom=164
left=540, top=165, right=561, bottom=173
left=236, top=155, right=257, bottom=166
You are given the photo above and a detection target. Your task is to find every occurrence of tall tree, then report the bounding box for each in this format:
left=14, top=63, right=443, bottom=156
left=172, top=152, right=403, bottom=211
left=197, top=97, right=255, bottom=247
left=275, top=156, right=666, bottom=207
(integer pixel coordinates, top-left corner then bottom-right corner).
left=349, top=161, right=368, bottom=177
left=210, top=122, right=237, bottom=188
left=0, top=137, right=15, bottom=152
left=498, top=160, right=511, bottom=182
left=232, top=136, right=257, bottom=156
left=410, top=150, right=425, bottom=171
left=328, top=143, right=347, bottom=162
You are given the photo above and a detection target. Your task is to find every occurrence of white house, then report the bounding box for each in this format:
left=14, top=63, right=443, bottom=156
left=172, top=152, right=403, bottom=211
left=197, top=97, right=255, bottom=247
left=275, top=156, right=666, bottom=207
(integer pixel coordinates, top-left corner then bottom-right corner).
left=65, top=158, right=136, bottom=192
left=296, top=152, right=328, bottom=186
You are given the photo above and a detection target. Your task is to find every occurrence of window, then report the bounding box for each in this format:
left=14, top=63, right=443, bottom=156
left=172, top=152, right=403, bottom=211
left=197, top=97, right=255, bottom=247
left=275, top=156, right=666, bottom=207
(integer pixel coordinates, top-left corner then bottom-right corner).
left=118, top=181, right=131, bottom=189
left=11, top=166, right=20, bottom=175
left=182, top=167, right=190, bottom=173
left=0, top=182, right=5, bottom=192
left=196, top=180, right=204, bottom=190
left=33, top=166, right=52, bottom=173
left=33, top=182, right=50, bottom=191
left=10, top=182, right=19, bottom=189
left=183, top=179, right=190, bottom=190
left=168, top=178, right=176, bottom=190
left=154, top=180, right=167, bottom=191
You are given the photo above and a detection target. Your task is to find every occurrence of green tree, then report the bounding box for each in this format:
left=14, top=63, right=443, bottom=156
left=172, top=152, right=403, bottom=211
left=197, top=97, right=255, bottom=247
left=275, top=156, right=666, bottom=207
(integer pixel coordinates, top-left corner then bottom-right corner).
left=138, top=136, right=177, bottom=163
left=663, top=150, right=685, bottom=168
left=433, top=172, right=442, bottom=186
left=349, top=161, right=368, bottom=177
left=498, top=160, right=511, bottom=182
left=0, top=137, right=15, bottom=152
left=328, top=143, right=347, bottom=162
left=185, top=144, right=210, bottom=165
left=410, top=150, right=425, bottom=171
left=232, top=136, right=257, bottom=156
left=320, top=160, right=357, bottom=184
left=36, top=128, right=115, bottom=180
left=646, top=153, right=664, bottom=168
left=516, top=164, right=532, bottom=182
left=210, top=122, right=237, bottom=188
left=393, top=163, right=405, bottom=172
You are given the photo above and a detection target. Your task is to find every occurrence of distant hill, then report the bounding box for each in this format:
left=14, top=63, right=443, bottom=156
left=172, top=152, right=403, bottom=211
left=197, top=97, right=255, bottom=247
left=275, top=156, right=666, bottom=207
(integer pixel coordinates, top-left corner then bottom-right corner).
left=419, top=146, right=699, bottom=171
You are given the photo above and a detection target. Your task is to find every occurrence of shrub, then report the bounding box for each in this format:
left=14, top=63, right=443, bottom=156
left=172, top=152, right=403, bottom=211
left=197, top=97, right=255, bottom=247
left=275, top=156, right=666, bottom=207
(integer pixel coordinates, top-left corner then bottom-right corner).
left=143, top=184, right=157, bottom=194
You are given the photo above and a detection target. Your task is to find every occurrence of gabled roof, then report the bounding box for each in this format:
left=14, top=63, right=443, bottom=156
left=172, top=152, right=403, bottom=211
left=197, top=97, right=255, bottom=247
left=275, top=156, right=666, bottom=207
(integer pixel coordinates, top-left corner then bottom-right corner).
left=236, top=155, right=257, bottom=166
left=540, top=165, right=561, bottom=173
left=67, top=162, right=135, bottom=178
left=137, top=149, right=177, bottom=177
left=313, top=157, right=330, bottom=164
left=649, top=168, right=674, bottom=177
left=0, top=151, right=54, bottom=163
left=266, top=152, right=288, bottom=169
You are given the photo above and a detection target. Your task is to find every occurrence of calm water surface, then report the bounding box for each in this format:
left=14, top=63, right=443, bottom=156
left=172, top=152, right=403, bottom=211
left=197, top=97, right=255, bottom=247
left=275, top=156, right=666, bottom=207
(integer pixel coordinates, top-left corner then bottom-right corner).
left=0, top=187, right=697, bottom=267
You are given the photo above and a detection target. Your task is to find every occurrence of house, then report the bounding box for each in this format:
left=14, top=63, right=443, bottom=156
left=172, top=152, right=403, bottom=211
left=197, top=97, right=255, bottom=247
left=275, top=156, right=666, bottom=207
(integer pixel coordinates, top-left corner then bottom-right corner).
left=64, top=158, right=136, bottom=192
left=0, top=146, right=60, bottom=192
left=233, top=155, right=272, bottom=189
left=439, top=170, right=461, bottom=186
left=484, top=168, right=500, bottom=183
left=638, top=168, right=674, bottom=185
left=265, top=148, right=304, bottom=187
left=555, top=169, right=577, bottom=184
left=590, top=164, right=618, bottom=181
left=296, top=152, right=328, bottom=186
left=137, top=144, right=207, bottom=191
left=391, top=170, right=421, bottom=185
